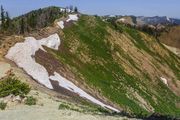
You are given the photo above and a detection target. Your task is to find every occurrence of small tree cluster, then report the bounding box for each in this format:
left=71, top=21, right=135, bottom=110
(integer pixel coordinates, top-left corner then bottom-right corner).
left=65, top=5, right=78, bottom=13
left=0, top=75, right=31, bottom=97
left=74, top=6, right=78, bottom=13
left=0, top=5, right=11, bottom=30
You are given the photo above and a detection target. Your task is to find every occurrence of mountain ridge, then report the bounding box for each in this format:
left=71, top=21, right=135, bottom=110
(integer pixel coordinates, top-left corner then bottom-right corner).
left=103, top=15, right=180, bottom=26
left=0, top=6, right=180, bottom=119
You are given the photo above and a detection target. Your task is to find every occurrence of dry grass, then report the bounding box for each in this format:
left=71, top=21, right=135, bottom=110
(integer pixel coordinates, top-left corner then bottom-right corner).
left=159, top=26, right=180, bottom=48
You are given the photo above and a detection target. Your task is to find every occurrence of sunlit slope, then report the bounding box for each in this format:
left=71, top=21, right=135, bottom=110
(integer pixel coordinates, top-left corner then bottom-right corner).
left=48, top=15, right=180, bottom=116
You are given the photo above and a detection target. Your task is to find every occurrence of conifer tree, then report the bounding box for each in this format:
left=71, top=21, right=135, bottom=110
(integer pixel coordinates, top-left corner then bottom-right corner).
left=5, top=11, right=11, bottom=29
left=1, top=5, right=5, bottom=29
left=74, top=7, right=78, bottom=13
left=20, top=18, right=25, bottom=34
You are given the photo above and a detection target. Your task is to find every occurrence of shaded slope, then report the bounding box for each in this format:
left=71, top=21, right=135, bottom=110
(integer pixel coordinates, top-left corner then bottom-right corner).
left=47, top=15, right=180, bottom=117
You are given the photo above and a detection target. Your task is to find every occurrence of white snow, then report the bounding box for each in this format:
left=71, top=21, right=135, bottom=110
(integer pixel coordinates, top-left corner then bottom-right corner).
left=5, top=34, right=61, bottom=89
left=66, top=14, right=79, bottom=22
left=50, top=72, right=120, bottom=112
left=160, top=77, right=168, bottom=86
left=166, top=16, right=170, bottom=21
left=57, top=21, right=64, bottom=29
left=119, top=18, right=125, bottom=22
left=57, top=14, right=78, bottom=29
left=60, top=8, right=66, bottom=12
left=66, top=8, right=71, bottom=13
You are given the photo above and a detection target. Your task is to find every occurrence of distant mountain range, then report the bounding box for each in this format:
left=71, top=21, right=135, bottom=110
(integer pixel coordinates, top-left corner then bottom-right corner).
left=136, top=16, right=180, bottom=25
left=104, top=15, right=180, bottom=26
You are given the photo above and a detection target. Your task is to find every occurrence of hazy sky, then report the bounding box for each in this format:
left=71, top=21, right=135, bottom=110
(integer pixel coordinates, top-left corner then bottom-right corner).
left=0, top=0, right=180, bottom=18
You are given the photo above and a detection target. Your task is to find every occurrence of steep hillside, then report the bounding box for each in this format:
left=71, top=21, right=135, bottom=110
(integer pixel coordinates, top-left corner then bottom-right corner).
left=158, top=26, right=180, bottom=57
left=159, top=26, right=180, bottom=49
left=1, top=8, right=180, bottom=118
left=48, top=15, right=180, bottom=117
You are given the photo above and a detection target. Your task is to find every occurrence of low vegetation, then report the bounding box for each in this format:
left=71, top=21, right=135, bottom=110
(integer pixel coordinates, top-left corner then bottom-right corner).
left=0, top=101, right=7, bottom=110
left=48, top=15, right=180, bottom=117
left=59, top=103, right=70, bottom=110
left=0, top=75, right=30, bottom=98
left=25, top=96, right=37, bottom=106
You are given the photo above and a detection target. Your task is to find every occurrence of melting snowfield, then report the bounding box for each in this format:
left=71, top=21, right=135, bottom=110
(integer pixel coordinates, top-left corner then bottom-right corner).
left=66, top=14, right=79, bottom=22
left=5, top=14, right=119, bottom=112
left=57, top=21, right=64, bottom=29
left=50, top=72, right=119, bottom=112
left=5, top=34, right=60, bottom=89
left=58, top=14, right=79, bottom=29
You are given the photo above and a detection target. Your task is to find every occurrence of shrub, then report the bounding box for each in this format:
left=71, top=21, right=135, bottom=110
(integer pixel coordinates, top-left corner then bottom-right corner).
left=0, top=101, right=7, bottom=110
left=96, top=106, right=110, bottom=113
left=25, top=96, right=37, bottom=106
left=0, top=76, right=30, bottom=97
left=58, top=103, right=70, bottom=110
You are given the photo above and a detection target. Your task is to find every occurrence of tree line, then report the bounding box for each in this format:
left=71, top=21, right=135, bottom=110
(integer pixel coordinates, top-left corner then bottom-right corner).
left=0, top=5, right=11, bottom=31
left=65, top=5, right=78, bottom=13
left=0, top=5, right=79, bottom=34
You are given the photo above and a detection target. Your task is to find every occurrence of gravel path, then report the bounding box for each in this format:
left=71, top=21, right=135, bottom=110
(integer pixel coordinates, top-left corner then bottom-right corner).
left=0, top=90, right=137, bottom=120
left=0, top=62, right=11, bottom=78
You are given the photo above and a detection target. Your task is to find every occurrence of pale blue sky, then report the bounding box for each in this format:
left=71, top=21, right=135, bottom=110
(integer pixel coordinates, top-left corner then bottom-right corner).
left=0, top=0, right=180, bottom=18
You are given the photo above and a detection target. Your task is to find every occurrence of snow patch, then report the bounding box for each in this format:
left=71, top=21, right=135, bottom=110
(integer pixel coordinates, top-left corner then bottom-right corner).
left=57, top=14, right=78, bottom=29
left=60, top=8, right=66, bottom=12
left=66, top=14, right=79, bottom=22
left=50, top=72, right=120, bottom=112
left=160, top=77, right=168, bottom=86
left=5, top=34, right=61, bottom=89
left=57, top=21, right=64, bottom=29
left=166, top=16, right=170, bottom=22
left=119, top=18, right=125, bottom=22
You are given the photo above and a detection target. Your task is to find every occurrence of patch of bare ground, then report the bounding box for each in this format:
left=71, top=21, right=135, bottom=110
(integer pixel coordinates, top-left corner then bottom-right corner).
left=27, top=26, right=60, bottom=40
left=0, top=89, right=135, bottom=120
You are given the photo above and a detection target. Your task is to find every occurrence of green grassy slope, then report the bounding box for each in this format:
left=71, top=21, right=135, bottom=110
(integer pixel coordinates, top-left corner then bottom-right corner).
left=48, top=15, right=180, bottom=117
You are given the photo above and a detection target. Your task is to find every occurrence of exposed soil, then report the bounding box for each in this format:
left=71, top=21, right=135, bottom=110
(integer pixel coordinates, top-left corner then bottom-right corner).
left=0, top=90, right=133, bottom=120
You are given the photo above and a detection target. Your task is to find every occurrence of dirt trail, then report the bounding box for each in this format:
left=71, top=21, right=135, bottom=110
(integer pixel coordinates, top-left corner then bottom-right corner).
left=0, top=85, right=137, bottom=120
left=0, top=62, right=11, bottom=78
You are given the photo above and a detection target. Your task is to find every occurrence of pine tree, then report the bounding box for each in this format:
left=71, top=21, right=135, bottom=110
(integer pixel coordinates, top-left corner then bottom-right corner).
left=1, top=5, right=5, bottom=29
left=20, top=18, right=25, bottom=34
left=74, top=7, right=78, bottom=13
left=69, top=5, right=73, bottom=12
left=5, top=11, right=11, bottom=29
